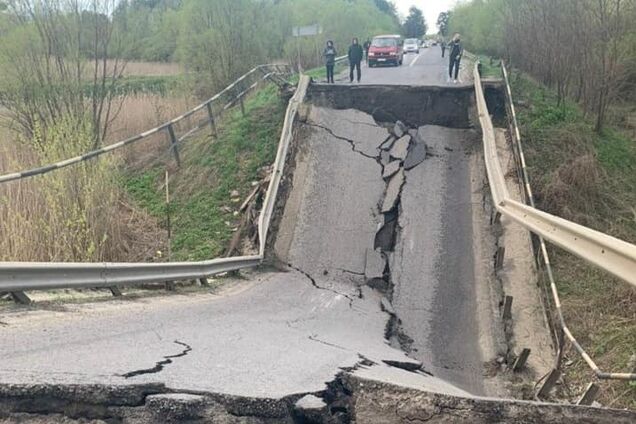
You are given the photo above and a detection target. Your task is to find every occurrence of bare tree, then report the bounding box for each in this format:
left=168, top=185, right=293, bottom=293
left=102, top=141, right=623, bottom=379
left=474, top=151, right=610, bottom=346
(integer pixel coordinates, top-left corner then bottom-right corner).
left=0, top=0, right=128, bottom=146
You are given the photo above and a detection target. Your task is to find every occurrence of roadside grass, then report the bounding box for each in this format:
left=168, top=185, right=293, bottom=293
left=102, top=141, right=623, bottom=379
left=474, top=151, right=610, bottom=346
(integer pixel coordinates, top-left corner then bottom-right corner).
left=510, top=71, right=636, bottom=408
left=123, top=83, right=285, bottom=261
left=290, top=61, right=348, bottom=83
left=476, top=54, right=502, bottom=78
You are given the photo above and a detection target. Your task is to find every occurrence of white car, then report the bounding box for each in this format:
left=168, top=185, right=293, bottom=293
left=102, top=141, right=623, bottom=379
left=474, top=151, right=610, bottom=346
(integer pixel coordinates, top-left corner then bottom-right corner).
left=403, top=38, right=419, bottom=54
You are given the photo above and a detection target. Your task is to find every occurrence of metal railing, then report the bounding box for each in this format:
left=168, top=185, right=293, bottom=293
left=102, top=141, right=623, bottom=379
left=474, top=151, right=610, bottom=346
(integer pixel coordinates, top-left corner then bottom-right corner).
left=474, top=61, right=636, bottom=382
left=0, top=64, right=291, bottom=184
left=0, top=67, right=311, bottom=299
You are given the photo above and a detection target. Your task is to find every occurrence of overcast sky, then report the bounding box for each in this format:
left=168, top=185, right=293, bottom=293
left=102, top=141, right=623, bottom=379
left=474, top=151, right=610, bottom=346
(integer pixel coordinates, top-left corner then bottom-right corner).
left=393, top=0, right=457, bottom=34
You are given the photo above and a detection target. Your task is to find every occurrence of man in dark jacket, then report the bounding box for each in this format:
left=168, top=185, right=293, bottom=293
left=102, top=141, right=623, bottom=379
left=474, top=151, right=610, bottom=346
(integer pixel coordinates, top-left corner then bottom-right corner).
left=348, top=38, right=364, bottom=83
left=448, top=33, right=463, bottom=83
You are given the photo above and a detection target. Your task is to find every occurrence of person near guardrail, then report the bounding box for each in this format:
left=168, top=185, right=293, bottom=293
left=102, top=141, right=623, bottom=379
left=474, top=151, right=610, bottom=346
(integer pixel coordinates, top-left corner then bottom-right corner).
left=324, top=40, right=337, bottom=84
left=348, top=38, right=364, bottom=83
left=448, top=33, right=463, bottom=84
left=363, top=38, right=371, bottom=63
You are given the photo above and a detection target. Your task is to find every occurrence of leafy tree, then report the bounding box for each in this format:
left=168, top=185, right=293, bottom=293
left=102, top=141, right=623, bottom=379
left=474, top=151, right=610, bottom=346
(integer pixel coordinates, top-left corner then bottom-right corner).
left=436, top=11, right=450, bottom=37
left=403, top=6, right=426, bottom=38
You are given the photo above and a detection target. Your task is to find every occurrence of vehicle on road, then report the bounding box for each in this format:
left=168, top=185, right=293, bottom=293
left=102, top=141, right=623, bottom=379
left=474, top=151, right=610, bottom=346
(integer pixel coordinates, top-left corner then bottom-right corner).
left=403, top=38, right=420, bottom=54
left=368, top=34, right=403, bottom=67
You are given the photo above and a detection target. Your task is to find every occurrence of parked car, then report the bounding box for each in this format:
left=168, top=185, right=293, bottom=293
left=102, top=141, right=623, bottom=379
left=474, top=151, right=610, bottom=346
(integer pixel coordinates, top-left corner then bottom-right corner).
left=403, top=38, right=420, bottom=54
left=368, top=34, right=403, bottom=67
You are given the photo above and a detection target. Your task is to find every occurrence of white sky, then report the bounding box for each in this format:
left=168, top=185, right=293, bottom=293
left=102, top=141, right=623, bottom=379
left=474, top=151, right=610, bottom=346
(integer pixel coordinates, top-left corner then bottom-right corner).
left=393, top=0, right=458, bottom=34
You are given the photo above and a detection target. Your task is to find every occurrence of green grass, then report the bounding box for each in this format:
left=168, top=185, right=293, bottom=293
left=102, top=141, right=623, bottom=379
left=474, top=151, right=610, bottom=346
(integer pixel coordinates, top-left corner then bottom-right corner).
left=476, top=54, right=502, bottom=78
left=510, top=70, right=636, bottom=409
left=123, top=83, right=285, bottom=261
left=290, top=62, right=348, bottom=83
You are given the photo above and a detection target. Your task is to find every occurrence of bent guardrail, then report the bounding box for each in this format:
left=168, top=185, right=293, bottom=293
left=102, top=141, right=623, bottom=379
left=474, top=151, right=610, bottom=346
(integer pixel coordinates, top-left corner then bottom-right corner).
left=474, top=62, right=636, bottom=383
left=0, top=68, right=310, bottom=298
left=473, top=64, right=636, bottom=288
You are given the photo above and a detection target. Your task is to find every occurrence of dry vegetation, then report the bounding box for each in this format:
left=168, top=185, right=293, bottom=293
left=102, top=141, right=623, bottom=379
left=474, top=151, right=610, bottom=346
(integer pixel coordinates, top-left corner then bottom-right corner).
left=0, top=119, right=165, bottom=263
left=118, top=61, right=183, bottom=77
left=0, top=88, right=195, bottom=263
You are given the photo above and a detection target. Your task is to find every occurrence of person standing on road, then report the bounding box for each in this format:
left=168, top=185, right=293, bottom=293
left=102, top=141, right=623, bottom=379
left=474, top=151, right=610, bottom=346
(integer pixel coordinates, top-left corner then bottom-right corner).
left=324, top=40, right=337, bottom=84
left=440, top=38, right=446, bottom=58
left=448, top=33, right=463, bottom=83
left=363, top=38, right=371, bottom=64
left=348, top=37, right=364, bottom=83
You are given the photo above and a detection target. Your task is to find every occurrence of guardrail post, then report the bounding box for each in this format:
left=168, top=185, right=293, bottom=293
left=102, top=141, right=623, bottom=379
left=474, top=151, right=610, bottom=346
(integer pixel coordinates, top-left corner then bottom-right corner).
left=109, top=286, right=123, bottom=297
left=10, top=291, right=31, bottom=305
left=577, top=382, right=600, bottom=405
left=503, top=295, right=513, bottom=320
left=166, top=124, right=181, bottom=166
left=199, top=277, right=209, bottom=287
left=239, top=95, right=246, bottom=116
left=537, top=368, right=561, bottom=399
left=495, top=246, right=506, bottom=270
left=206, top=102, right=217, bottom=137
left=512, top=348, right=531, bottom=372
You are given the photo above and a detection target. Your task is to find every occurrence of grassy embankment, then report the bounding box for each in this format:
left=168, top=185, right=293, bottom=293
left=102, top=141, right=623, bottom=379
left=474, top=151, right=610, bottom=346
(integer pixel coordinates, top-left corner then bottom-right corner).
left=508, top=71, right=636, bottom=408
left=124, top=83, right=286, bottom=261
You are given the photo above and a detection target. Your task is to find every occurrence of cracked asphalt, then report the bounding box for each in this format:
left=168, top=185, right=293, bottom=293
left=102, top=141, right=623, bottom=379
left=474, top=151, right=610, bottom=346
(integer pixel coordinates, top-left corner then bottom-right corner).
left=0, top=53, right=493, bottom=403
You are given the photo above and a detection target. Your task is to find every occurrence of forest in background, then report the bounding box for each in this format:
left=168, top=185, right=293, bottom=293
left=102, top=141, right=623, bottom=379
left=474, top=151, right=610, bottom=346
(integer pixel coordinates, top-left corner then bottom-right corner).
left=447, top=0, right=636, bottom=132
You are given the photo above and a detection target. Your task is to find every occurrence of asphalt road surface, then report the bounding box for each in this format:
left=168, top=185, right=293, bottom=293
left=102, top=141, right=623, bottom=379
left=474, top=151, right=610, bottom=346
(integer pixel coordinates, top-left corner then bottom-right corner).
left=336, top=46, right=472, bottom=86
left=0, top=52, right=495, bottom=404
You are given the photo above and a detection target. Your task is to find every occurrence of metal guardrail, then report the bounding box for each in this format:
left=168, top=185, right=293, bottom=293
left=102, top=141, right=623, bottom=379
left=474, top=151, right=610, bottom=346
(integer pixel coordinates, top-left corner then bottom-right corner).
left=0, top=64, right=291, bottom=184
left=473, top=64, right=636, bottom=288
left=475, top=61, right=636, bottom=381
left=499, top=63, right=636, bottom=383
left=0, top=68, right=310, bottom=297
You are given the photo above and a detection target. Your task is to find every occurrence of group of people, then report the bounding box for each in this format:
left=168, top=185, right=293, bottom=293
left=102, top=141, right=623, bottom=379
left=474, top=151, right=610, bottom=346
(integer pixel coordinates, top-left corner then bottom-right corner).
left=440, top=33, right=464, bottom=83
left=322, top=33, right=464, bottom=84
left=323, top=37, right=365, bottom=84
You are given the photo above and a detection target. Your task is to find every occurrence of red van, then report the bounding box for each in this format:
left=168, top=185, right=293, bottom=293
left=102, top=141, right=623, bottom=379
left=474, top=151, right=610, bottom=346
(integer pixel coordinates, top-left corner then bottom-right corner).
left=368, top=35, right=403, bottom=67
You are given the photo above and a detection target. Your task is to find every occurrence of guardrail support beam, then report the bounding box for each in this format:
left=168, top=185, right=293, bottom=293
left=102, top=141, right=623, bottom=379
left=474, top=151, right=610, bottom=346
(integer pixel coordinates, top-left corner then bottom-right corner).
left=503, top=295, right=513, bottom=320
left=577, top=382, right=600, bottom=406
left=109, top=286, right=123, bottom=297
left=537, top=368, right=561, bottom=399
left=167, top=124, right=181, bottom=167
left=10, top=291, right=31, bottom=305
left=495, top=246, right=506, bottom=271
left=199, top=277, right=210, bottom=287
left=512, top=348, right=531, bottom=372
left=206, top=103, right=217, bottom=137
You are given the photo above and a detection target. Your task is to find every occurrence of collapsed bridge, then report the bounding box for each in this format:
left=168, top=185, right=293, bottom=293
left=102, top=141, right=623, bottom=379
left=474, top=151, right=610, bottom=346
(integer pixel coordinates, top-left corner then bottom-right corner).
left=1, top=56, right=635, bottom=422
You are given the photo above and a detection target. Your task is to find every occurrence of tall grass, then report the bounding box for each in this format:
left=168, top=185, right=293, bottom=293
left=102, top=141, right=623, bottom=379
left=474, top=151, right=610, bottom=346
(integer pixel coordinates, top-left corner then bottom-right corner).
left=0, top=117, right=165, bottom=262
left=511, top=71, right=636, bottom=409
